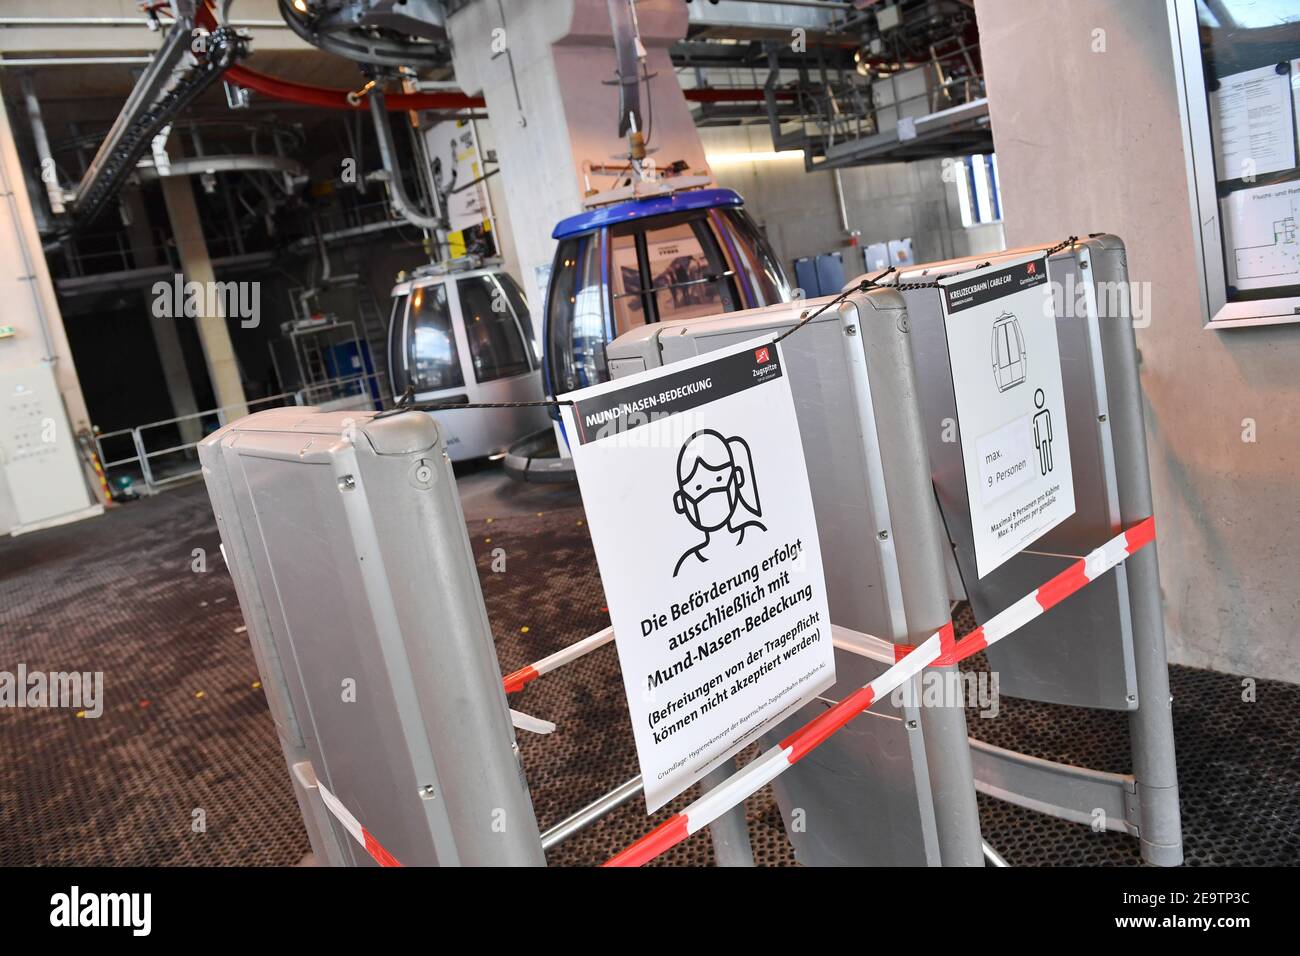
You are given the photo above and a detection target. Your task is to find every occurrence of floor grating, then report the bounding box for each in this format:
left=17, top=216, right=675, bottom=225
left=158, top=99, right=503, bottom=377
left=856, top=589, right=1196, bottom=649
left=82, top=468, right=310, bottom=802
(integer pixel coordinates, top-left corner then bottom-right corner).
left=0, top=480, right=1295, bottom=866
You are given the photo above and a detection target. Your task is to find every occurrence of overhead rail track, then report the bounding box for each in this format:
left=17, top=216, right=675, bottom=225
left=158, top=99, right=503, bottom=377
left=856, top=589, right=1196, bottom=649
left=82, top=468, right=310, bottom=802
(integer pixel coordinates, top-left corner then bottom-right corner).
left=69, top=17, right=248, bottom=228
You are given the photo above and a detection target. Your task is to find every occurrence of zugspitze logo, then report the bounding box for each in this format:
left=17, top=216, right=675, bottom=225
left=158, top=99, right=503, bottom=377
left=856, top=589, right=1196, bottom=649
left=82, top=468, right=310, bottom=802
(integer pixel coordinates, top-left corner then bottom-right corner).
left=754, top=346, right=770, bottom=364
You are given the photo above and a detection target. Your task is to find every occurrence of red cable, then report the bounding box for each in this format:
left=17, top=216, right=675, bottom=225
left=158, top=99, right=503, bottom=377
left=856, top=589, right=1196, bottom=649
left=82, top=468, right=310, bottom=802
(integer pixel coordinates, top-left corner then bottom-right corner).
left=222, top=65, right=784, bottom=112
left=197, top=3, right=791, bottom=111
left=223, top=63, right=483, bottom=111
left=195, top=2, right=481, bottom=111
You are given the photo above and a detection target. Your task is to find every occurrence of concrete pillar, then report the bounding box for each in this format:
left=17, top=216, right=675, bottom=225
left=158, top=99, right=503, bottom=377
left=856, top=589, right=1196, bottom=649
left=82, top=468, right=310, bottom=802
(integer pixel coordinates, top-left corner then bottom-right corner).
left=122, top=186, right=203, bottom=444
left=158, top=145, right=248, bottom=420
left=448, top=0, right=710, bottom=312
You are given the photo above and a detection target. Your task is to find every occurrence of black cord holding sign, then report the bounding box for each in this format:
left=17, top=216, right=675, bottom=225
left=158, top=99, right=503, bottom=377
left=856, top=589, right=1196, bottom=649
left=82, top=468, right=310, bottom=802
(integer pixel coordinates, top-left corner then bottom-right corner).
left=374, top=387, right=574, bottom=419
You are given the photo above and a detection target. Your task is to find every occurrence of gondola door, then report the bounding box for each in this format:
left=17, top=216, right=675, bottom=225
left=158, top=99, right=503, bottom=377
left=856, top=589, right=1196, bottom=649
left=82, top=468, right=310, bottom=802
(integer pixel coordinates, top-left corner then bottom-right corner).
left=449, top=273, right=549, bottom=456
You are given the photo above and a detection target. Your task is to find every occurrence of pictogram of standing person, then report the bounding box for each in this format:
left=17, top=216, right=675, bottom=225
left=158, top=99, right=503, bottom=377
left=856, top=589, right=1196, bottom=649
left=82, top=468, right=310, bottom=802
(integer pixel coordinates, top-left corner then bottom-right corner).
left=1032, top=388, right=1053, bottom=475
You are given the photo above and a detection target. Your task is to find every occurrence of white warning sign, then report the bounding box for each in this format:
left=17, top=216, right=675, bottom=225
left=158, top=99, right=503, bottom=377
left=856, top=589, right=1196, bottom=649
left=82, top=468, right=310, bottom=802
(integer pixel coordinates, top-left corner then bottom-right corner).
left=939, top=254, right=1076, bottom=578
left=560, top=337, right=835, bottom=812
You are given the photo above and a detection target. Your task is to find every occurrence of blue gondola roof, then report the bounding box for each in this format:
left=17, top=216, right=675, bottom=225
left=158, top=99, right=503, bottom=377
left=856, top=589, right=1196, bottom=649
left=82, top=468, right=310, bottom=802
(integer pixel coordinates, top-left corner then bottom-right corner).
left=551, top=187, right=744, bottom=240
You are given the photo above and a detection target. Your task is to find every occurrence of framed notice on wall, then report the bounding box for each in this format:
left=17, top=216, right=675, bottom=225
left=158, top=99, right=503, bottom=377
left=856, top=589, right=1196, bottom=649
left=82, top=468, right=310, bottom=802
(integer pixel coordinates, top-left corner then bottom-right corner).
left=1170, top=0, right=1300, bottom=328
left=423, top=118, right=497, bottom=259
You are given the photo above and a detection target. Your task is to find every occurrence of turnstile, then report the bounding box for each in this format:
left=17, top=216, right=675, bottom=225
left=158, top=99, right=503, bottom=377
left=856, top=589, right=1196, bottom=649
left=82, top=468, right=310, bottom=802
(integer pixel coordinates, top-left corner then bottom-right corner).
left=882, top=240, right=1139, bottom=709
left=609, top=234, right=1182, bottom=866
left=844, top=234, right=1181, bottom=863
left=200, top=236, right=1179, bottom=867
left=607, top=287, right=985, bottom=866
left=199, top=408, right=545, bottom=866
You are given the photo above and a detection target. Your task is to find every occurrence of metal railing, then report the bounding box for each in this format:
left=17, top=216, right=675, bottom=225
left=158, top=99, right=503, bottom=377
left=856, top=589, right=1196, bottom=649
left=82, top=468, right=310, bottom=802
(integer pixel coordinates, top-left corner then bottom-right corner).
left=94, top=369, right=392, bottom=494
left=756, top=37, right=990, bottom=170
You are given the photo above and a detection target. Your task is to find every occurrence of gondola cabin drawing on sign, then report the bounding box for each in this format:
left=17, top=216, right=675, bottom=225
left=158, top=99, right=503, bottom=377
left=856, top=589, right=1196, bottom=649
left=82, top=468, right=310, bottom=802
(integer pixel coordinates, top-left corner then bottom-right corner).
left=991, top=311, right=1027, bottom=392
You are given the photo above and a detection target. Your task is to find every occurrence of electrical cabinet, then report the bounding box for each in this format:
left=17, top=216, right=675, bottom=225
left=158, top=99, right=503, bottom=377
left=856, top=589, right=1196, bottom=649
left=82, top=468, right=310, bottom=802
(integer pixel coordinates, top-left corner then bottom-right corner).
left=0, top=365, right=96, bottom=535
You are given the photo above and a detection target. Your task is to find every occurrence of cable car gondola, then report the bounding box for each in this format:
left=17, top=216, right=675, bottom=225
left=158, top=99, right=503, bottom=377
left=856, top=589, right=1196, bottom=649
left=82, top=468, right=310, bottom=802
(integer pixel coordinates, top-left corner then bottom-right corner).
left=506, top=187, right=791, bottom=481
left=387, top=258, right=549, bottom=462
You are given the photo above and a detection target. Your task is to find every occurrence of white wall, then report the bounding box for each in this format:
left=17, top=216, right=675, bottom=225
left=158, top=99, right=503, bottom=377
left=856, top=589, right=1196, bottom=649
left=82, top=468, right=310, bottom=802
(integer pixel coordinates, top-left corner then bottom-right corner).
left=976, top=0, right=1300, bottom=681
left=0, top=97, right=90, bottom=432
left=700, top=125, right=1005, bottom=284
left=0, top=96, right=102, bottom=526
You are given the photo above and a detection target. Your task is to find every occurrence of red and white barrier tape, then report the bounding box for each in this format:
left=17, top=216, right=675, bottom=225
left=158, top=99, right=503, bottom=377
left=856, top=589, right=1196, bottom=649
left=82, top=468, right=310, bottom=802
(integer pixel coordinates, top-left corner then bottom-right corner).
left=931, top=514, right=1156, bottom=667
left=503, top=626, right=615, bottom=694
left=604, top=516, right=1156, bottom=867
left=317, top=780, right=403, bottom=867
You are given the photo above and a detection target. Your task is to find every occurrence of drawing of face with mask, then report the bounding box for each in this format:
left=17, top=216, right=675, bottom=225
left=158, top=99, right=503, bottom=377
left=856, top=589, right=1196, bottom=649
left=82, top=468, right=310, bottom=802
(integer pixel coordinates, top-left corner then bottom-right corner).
left=672, top=430, right=767, bottom=577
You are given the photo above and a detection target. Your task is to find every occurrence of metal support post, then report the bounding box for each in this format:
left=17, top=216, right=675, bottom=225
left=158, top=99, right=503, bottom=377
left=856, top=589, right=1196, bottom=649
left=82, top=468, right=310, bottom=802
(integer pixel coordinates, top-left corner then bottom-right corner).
left=540, top=776, right=644, bottom=853
left=844, top=292, right=985, bottom=866
left=1092, top=241, right=1183, bottom=866
left=334, top=425, right=545, bottom=866
left=131, top=427, right=156, bottom=492
left=701, top=761, right=756, bottom=867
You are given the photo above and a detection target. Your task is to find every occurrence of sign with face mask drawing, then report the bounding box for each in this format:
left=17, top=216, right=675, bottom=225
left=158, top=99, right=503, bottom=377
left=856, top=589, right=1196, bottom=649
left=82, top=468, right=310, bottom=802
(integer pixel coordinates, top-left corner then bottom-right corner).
left=560, top=338, right=835, bottom=812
